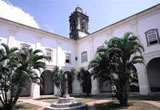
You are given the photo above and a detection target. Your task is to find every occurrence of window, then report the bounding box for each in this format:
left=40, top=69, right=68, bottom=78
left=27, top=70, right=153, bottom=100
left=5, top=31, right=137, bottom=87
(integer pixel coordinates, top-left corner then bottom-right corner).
left=45, top=48, right=53, bottom=62
left=20, top=43, right=31, bottom=49
left=81, top=51, right=88, bottom=63
left=145, top=29, right=160, bottom=46
left=65, top=53, right=71, bottom=64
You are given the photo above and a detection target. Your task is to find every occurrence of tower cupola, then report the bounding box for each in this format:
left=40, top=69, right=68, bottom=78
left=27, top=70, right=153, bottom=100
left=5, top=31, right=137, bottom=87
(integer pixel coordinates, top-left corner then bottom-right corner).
left=69, top=6, right=89, bottom=40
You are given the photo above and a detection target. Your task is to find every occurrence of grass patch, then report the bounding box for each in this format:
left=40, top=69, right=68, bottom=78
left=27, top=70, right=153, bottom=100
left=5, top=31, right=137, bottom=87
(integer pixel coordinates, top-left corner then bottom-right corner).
left=89, top=101, right=160, bottom=110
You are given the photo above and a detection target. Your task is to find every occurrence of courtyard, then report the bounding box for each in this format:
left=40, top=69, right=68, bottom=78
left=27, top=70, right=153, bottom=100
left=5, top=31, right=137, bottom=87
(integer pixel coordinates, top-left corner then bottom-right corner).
left=1, top=93, right=160, bottom=110
left=0, top=0, right=160, bottom=110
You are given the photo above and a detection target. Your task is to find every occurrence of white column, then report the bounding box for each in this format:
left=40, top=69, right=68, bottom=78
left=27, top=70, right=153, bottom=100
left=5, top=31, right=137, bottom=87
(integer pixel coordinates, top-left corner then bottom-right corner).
left=89, top=37, right=100, bottom=95
left=136, top=64, right=150, bottom=95
left=31, top=70, right=41, bottom=99
left=30, top=36, right=42, bottom=99
left=89, top=37, right=94, bottom=60
left=130, top=19, right=150, bottom=95
left=91, top=77, right=99, bottom=95
left=72, top=76, right=82, bottom=95
left=54, top=40, right=62, bottom=96
left=35, top=36, right=42, bottom=49
left=7, top=27, right=17, bottom=48
left=56, top=40, right=63, bottom=67
left=54, top=85, right=61, bottom=96
left=31, top=82, right=40, bottom=99
left=129, top=19, right=138, bottom=36
left=72, top=43, right=82, bottom=95
left=106, top=28, right=113, bottom=40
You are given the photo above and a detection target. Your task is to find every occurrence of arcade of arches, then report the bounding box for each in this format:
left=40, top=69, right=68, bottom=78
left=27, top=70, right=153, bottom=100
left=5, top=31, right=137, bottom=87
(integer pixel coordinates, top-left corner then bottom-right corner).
left=147, top=57, right=160, bottom=92
left=40, top=70, right=54, bottom=95
left=17, top=57, right=160, bottom=97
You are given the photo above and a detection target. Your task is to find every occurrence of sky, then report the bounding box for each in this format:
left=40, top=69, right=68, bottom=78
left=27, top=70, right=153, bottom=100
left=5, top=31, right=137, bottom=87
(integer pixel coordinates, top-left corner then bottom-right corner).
left=0, top=0, right=160, bottom=38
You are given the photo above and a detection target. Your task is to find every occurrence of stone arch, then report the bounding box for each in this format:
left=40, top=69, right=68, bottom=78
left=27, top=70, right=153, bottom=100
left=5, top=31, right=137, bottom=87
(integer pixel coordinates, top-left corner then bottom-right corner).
left=145, top=55, right=160, bottom=66
left=20, top=79, right=31, bottom=96
left=99, top=78, right=111, bottom=92
left=40, top=70, right=54, bottom=95
left=147, top=57, right=160, bottom=92
left=11, top=78, right=31, bottom=97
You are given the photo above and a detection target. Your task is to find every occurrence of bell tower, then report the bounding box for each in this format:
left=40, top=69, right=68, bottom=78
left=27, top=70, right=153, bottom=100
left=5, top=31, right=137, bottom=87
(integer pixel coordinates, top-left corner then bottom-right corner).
left=69, top=6, right=89, bottom=40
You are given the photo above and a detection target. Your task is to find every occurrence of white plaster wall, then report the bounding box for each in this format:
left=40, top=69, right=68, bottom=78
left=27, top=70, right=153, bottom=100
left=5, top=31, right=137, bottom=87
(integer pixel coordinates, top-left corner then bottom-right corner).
left=40, top=37, right=57, bottom=66
left=0, top=23, right=76, bottom=69
left=14, top=29, right=36, bottom=49
left=93, top=34, right=107, bottom=54
left=112, top=25, right=132, bottom=38
left=0, top=24, right=9, bottom=44
left=61, top=41, right=75, bottom=68
left=137, top=11, right=160, bottom=53
left=78, top=25, right=133, bottom=68
left=77, top=40, right=91, bottom=68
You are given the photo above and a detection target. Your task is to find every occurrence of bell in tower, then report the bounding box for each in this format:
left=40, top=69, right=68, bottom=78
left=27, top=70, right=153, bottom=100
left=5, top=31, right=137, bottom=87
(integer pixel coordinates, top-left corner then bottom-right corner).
left=69, top=6, right=89, bottom=40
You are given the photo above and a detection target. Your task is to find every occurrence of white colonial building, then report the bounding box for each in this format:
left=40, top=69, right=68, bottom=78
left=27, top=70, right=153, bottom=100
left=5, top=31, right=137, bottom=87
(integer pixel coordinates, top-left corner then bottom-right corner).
left=0, top=4, right=160, bottom=98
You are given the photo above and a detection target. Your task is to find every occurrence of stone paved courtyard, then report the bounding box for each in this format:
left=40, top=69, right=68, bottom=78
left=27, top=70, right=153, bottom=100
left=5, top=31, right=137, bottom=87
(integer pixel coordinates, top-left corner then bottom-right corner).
left=15, top=94, right=160, bottom=110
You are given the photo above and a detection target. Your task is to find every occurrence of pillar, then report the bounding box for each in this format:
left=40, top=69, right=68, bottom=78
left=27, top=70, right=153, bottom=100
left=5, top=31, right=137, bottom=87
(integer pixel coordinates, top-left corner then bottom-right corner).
left=31, top=82, right=40, bottom=99
left=136, top=64, right=150, bottom=95
left=130, top=19, right=150, bottom=95
left=129, top=18, right=138, bottom=36
left=72, top=43, right=82, bottom=95
left=53, top=40, right=62, bottom=96
left=31, top=70, right=41, bottom=98
left=91, top=77, right=99, bottom=95
left=8, top=26, right=17, bottom=48
left=72, top=76, right=82, bottom=95
left=30, top=36, right=42, bottom=99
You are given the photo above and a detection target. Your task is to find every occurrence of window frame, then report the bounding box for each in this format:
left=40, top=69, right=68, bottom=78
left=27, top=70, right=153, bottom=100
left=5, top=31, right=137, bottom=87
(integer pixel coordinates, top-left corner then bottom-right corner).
left=81, top=51, right=88, bottom=63
left=45, top=48, right=53, bottom=62
left=145, top=29, right=160, bottom=46
left=65, top=52, right=71, bottom=64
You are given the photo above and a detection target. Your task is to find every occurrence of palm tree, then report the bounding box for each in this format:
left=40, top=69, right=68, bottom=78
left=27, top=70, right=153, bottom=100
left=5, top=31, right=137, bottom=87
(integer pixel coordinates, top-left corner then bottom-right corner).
left=89, top=32, right=144, bottom=105
left=52, top=66, right=75, bottom=97
left=0, top=43, right=18, bottom=110
left=12, top=47, right=46, bottom=102
left=0, top=44, right=46, bottom=110
left=77, top=68, right=92, bottom=96
left=65, top=69, right=76, bottom=94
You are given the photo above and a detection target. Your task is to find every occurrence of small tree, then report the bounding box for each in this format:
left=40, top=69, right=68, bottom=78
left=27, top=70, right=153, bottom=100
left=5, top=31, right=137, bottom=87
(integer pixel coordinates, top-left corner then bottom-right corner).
left=89, top=32, right=144, bottom=105
left=65, top=69, right=76, bottom=94
left=0, top=44, right=46, bottom=110
left=77, top=68, right=92, bottom=96
left=52, top=66, right=75, bottom=97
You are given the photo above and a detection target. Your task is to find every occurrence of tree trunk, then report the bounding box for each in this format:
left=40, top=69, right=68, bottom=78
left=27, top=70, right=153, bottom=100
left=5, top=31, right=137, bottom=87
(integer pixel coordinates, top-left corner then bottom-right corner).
left=117, top=82, right=129, bottom=106
left=3, top=103, right=16, bottom=110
